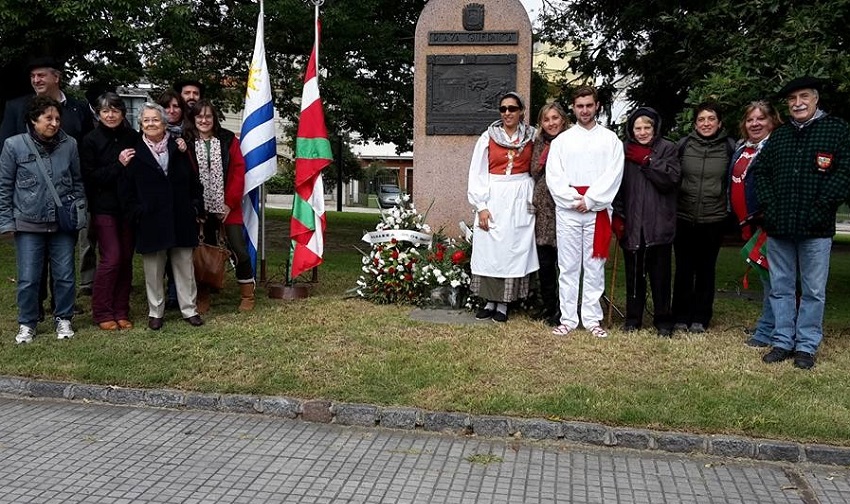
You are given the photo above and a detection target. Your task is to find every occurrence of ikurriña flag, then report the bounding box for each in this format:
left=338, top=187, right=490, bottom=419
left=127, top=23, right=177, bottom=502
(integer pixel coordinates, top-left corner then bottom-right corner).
left=240, top=0, right=277, bottom=276
left=290, top=18, right=332, bottom=280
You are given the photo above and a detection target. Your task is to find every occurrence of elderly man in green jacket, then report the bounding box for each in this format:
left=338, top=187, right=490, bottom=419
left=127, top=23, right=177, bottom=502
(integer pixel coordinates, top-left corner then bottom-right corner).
left=754, top=76, right=850, bottom=369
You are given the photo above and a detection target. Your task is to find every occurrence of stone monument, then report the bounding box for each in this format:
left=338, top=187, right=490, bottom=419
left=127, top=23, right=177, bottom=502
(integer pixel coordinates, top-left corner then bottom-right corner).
left=413, top=0, right=533, bottom=233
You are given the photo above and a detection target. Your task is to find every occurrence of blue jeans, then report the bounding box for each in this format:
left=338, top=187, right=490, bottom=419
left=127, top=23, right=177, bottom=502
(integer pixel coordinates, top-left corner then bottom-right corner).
left=767, top=237, right=831, bottom=354
left=15, top=231, right=77, bottom=328
left=750, top=274, right=775, bottom=345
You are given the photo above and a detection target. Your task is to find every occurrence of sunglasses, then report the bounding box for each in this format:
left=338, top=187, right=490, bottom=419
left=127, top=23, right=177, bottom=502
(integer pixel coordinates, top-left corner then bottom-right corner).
left=499, top=105, right=521, bottom=113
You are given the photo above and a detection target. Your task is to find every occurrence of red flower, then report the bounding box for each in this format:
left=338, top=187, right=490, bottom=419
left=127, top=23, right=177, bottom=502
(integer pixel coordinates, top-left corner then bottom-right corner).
left=404, top=274, right=412, bottom=281
left=451, top=250, right=466, bottom=264
left=392, top=249, right=399, bottom=259
left=435, top=251, right=444, bottom=261
left=391, top=238, right=398, bottom=244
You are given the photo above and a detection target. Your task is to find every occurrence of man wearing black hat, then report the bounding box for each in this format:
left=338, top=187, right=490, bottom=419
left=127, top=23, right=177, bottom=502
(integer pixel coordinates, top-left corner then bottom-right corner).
left=175, top=79, right=204, bottom=109
left=0, top=57, right=93, bottom=150
left=754, top=76, right=850, bottom=369
left=0, top=57, right=96, bottom=311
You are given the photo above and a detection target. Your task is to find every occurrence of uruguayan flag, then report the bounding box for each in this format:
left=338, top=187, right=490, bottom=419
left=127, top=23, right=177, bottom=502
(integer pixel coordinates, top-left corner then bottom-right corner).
left=240, top=0, right=277, bottom=276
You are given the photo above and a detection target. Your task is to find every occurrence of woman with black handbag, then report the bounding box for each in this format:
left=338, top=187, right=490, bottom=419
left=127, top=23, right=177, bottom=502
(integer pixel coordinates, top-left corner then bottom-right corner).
left=0, top=95, right=87, bottom=343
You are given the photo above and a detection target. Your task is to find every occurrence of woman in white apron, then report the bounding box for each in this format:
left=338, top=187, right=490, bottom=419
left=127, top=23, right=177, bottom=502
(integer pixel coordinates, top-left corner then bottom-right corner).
left=467, top=92, right=538, bottom=322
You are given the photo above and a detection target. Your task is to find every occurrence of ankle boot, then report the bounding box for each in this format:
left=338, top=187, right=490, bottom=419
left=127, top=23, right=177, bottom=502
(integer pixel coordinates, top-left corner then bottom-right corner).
left=238, top=282, right=255, bottom=311
left=197, top=287, right=211, bottom=314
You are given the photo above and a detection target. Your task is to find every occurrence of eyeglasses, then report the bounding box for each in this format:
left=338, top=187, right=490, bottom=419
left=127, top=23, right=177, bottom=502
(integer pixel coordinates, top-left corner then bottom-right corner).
left=499, top=105, right=521, bottom=113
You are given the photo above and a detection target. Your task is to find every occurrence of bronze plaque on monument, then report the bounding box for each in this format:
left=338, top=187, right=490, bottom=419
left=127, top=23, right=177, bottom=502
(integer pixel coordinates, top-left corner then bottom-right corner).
left=425, top=54, right=517, bottom=135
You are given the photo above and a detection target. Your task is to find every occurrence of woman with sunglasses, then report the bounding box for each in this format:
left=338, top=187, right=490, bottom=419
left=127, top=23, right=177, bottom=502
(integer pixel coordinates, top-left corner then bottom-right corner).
left=467, top=91, right=538, bottom=322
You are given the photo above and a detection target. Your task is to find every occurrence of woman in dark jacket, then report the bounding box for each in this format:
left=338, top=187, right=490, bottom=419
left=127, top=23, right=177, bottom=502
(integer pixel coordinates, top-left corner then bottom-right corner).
left=122, top=102, right=205, bottom=330
left=80, top=93, right=139, bottom=331
left=614, top=107, right=681, bottom=336
left=529, top=102, right=570, bottom=326
left=672, top=102, right=735, bottom=333
left=185, top=99, right=254, bottom=313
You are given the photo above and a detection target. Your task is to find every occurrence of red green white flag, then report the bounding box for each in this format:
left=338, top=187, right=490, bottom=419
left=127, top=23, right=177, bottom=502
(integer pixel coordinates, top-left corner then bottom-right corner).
left=290, top=18, right=332, bottom=280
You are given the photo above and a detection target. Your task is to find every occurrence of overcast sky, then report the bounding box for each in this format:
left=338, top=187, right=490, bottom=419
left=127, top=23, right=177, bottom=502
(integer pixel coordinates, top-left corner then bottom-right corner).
left=520, top=0, right=544, bottom=21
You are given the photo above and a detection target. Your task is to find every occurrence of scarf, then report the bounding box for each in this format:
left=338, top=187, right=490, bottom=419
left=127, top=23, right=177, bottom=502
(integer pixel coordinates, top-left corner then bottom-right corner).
left=540, top=130, right=559, bottom=142
left=625, top=142, right=652, bottom=165
left=195, top=137, right=226, bottom=214
left=537, top=130, right=563, bottom=169
left=166, top=123, right=183, bottom=137
left=28, top=127, right=61, bottom=153
left=143, top=132, right=170, bottom=173
left=487, top=120, right=534, bottom=153
left=744, top=134, right=770, bottom=150
left=572, top=186, right=612, bottom=259
left=791, top=108, right=826, bottom=129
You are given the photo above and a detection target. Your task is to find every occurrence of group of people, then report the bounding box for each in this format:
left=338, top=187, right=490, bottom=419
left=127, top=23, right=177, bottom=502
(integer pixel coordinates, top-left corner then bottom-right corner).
left=468, top=77, right=850, bottom=370
left=0, top=57, right=256, bottom=344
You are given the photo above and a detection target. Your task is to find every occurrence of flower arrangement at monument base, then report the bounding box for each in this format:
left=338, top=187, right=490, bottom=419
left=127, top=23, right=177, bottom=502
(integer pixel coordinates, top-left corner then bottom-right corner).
left=415, top=233, right=472, bottom=308
left=354, top=196, right=473, bottom=307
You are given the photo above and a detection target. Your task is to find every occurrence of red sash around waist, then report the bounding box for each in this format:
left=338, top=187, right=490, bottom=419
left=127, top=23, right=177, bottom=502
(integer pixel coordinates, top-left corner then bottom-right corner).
left=573, top=186, right=611, bottom=260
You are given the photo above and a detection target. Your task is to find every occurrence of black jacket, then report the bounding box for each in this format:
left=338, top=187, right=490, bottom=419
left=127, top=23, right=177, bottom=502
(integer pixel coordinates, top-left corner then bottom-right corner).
left=614, top=107, right=681, bottom=250
left=121, top=137, right=205, bottom=254
left=80, top=123, right=139, bottom=215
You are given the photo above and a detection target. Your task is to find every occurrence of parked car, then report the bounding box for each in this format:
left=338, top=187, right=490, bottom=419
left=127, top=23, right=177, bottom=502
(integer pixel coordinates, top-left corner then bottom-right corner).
left=376, top=184, right=402, bottom=208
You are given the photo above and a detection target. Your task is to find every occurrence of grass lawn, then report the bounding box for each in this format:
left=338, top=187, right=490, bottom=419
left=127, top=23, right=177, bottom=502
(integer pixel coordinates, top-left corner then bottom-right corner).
left=1, top=208, right=849, bottom=445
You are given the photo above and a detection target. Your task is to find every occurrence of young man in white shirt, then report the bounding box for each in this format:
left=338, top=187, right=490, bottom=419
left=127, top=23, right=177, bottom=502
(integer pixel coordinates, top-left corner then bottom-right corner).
left=546, top=86, right=624, bottom=338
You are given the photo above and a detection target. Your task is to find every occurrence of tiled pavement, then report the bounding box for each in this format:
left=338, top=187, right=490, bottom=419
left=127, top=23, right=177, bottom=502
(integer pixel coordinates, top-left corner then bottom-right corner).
left=0, top=397, right=848, bottom=504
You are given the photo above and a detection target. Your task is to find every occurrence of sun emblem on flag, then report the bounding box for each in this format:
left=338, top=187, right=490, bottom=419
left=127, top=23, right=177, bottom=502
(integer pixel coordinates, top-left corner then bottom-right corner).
left=246, top=64, right=261, bottom=96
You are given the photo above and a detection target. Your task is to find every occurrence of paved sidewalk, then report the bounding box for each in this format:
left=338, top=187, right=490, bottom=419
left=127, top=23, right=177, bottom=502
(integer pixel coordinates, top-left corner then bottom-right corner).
left=1, top=397, right=848, bottom=503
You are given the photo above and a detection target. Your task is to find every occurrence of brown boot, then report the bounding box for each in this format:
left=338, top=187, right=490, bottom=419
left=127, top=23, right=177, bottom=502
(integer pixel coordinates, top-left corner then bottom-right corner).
left=197, top=287, right=211, bottom=314
left=238, top=282, right=255, bottom=311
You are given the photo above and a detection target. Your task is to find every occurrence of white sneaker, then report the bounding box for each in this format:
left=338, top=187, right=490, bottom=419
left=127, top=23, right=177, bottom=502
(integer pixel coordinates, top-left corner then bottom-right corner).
left=15, top=325, right=35, bottom=344
left=589, top=326, right=608, bottom=338
left=55, top=318, right=75, bottom=340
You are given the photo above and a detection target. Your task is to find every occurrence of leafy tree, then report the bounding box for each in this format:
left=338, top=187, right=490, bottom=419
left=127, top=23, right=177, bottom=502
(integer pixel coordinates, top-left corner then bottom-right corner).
left=538, top=0, right=850, bottom=137
left=0, top=0, right=152, bottom=100
left=0, top=0, right=424, bottom=151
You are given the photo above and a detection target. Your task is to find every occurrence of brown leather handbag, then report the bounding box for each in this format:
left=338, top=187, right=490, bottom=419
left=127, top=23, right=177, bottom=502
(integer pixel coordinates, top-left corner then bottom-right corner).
left=192, top=224, right=230, bottom=290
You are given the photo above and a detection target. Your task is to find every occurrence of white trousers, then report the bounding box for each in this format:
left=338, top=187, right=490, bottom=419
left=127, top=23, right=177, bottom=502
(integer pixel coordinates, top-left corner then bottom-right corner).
left=142, top=247, right=198, bottom=319
left=555, top=209, right=606, bottom=329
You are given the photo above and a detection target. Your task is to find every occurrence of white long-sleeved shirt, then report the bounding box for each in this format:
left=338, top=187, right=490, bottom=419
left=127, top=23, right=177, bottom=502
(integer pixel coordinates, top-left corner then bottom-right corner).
left=545, top=123, right=624, bottom=212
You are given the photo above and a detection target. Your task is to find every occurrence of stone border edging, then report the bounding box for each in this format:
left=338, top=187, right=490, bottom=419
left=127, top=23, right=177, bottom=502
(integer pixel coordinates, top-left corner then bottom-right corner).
left=3, top=375, right=849, bottom=467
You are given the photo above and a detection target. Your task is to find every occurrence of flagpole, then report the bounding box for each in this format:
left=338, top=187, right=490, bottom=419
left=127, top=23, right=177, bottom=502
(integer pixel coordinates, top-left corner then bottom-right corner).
left=260, top=183, right=267, bottom=283
left=259, top=0, right=268, bottom=284
left=240, top=0, right=277, bottom=285
left=313, top=1, right=322, bottom=61
left=286, top=0, right=332, bottom=288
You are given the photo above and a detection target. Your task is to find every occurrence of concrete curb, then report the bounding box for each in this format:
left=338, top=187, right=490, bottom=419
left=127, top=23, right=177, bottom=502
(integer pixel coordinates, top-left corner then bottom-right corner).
left=3, top=375, right=849, bottom=467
